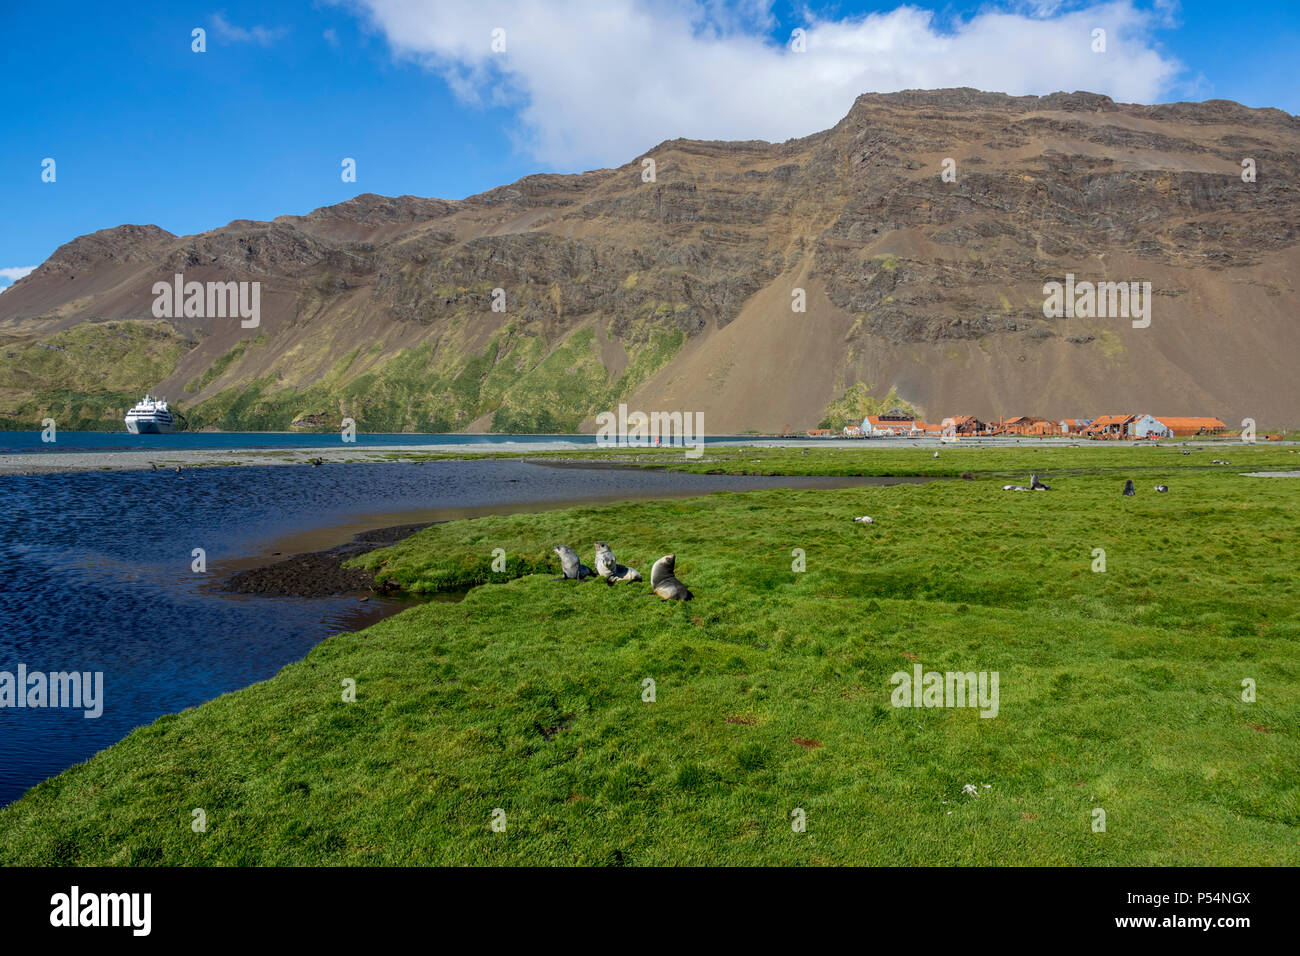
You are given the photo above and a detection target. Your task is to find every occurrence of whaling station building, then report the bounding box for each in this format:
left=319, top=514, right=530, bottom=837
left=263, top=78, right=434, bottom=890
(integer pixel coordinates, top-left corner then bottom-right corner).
left=821, top=410, right=1230, bottom=440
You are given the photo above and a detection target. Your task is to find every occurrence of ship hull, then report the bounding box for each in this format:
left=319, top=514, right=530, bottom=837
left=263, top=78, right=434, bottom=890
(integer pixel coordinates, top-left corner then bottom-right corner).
left=125, top=418, right=174, bottom=435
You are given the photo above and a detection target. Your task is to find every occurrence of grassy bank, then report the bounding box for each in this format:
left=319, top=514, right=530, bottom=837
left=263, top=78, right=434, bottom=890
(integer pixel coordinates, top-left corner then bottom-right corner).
left=0, top=445, right=1297, bottom=864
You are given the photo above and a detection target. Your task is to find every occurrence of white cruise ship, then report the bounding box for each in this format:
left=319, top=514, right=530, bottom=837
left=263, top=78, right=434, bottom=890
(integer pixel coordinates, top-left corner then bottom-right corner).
left=124, top=394, right=176, bottom=434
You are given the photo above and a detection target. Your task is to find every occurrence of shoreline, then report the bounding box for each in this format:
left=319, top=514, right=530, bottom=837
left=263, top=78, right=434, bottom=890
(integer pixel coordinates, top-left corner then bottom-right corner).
left=0, top=436, right=1282, bottom=476
left=209, top=470, right=922, bottom=597
left=220, top=521, right=441, bottom=598
left=0, top=445, right=473, bottom=475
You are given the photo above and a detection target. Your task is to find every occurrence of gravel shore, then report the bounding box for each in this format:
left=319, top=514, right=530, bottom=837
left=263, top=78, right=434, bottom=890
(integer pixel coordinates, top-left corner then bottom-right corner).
left=0, top=445, right=564, bottom=475
left=3, top=436, right=1277, bottom=476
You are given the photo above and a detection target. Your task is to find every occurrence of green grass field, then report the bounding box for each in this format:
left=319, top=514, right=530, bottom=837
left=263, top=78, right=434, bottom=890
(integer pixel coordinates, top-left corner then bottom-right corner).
left=1, top=443, right=1297, bottom=864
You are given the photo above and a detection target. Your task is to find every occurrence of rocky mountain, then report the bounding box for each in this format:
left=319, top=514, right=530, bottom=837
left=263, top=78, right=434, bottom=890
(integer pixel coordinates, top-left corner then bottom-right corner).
left=2, top=88, right=1297, bottom=433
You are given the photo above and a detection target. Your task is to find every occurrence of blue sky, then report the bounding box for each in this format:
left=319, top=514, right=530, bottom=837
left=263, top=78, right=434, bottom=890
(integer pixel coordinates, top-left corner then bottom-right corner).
left=2, top=0, right=1296, bottom=288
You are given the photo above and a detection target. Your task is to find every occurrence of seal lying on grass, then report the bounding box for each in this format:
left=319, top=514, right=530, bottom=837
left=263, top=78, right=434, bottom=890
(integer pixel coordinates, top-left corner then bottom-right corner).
left=650, top=554, right=693, bottom=601
left=594, top=541, right=642, bottom=584
left=552, top=545, right=594, bottom=580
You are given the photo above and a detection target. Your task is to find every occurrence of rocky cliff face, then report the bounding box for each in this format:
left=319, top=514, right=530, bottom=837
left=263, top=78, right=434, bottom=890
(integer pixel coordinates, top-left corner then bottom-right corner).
left=2, top=88, right=1297, bottom=432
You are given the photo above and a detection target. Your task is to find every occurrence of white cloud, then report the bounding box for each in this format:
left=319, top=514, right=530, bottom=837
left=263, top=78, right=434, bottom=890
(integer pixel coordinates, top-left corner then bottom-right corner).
left=345, top=0, right=1182, bottom=168
left=211, top=11, right=288, bottom=46
left=0, top=266, right=37, bottom=286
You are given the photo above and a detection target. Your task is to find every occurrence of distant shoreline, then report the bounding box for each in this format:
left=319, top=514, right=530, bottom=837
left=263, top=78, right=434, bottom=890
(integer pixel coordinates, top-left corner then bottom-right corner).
left=0, top=445, right=554, bottom=475
left=0, top=435, right=1280, bottom=476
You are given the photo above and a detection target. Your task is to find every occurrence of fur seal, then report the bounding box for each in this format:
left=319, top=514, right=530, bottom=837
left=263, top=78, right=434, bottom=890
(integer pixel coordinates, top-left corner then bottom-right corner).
left=650, top=554, right=692, bottom=601
left=594, top=541, right=642, bottom=583
left=552, top=545, right=594, bottom=581
left=853, top=515, right=874, bottom=523
left=1154, top=484, right=1169, bottom=493
left=1003, top=484, right=1029, bottom=491
left=1030, top=473, right=1051, bottom=490
left=1123, top=480, right=1136, bottom=496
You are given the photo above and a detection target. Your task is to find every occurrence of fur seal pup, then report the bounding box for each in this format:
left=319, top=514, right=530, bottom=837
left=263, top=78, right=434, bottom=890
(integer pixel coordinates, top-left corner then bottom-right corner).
left=1154, top=484, right=1169, bottom=493
left=594, top=541, right=642, bottom=584
left=853, top=515, right=874, bottom=523
left=1123, top=480, right=1136, bottom=496
left=552, top=545, right=594, bottom=581
left=1030, top=473, right=1051, bottom=490
left=593, top=541, right=616, bottom=577
left=650, top=554, right=692, bottom=601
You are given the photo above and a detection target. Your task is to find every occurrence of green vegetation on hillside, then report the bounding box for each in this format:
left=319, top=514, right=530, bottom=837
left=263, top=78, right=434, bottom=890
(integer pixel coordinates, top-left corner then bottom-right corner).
left=818, top=383, right=917, bottom=431
left=184, top=322, right=686, bottom=433
left=0, top=321, right=193, bottom=429
left=183, top=337, right=266, bottom=394
left=0, top=311, right=688, bottom=433
left=1, top=444, right=1296, bottom=865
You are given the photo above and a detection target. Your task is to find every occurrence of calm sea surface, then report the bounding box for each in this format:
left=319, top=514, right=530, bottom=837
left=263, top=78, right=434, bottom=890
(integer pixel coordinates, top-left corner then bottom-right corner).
left=0, top=459, right=889, bottom=805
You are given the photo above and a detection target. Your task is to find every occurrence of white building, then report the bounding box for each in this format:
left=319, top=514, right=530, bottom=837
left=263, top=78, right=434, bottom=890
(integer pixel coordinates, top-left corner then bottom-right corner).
left=1131, top=414, right=1172, bottom=439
